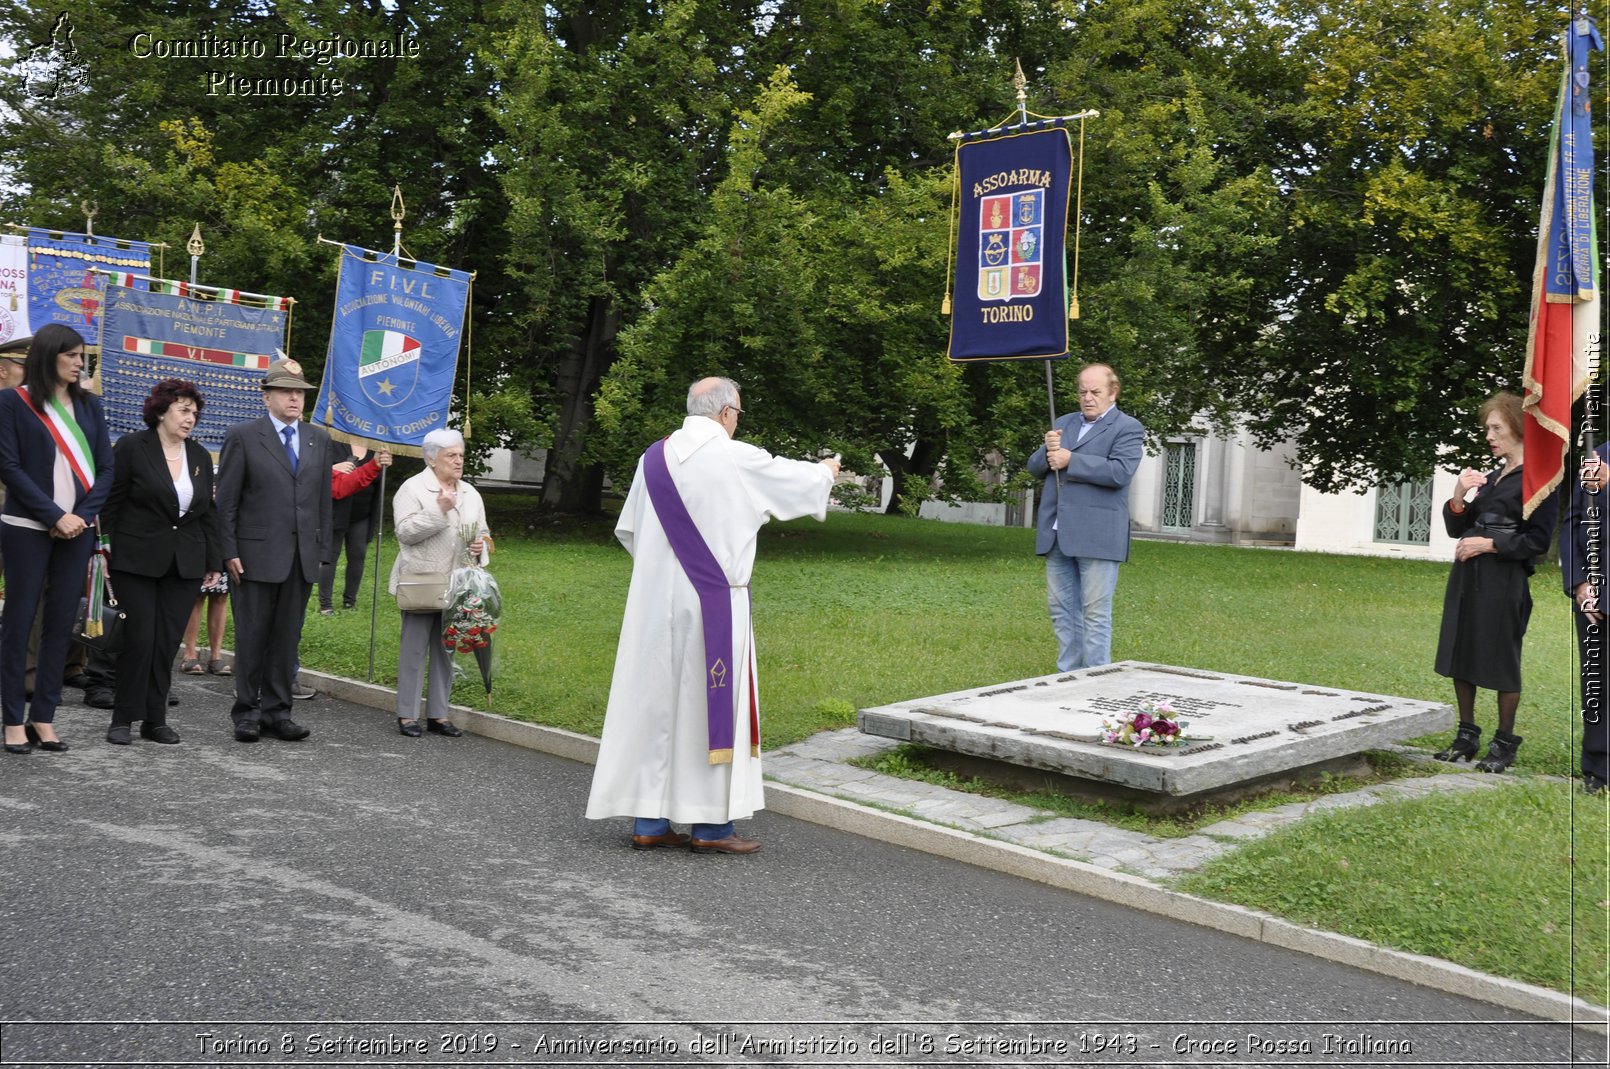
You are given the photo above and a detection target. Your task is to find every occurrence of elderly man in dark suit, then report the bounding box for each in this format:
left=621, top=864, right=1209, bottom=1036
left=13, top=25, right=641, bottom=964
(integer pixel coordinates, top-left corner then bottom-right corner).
left=1026, top=363, right=1145, bottom=671
left=215, top=358, right=332, bottom=742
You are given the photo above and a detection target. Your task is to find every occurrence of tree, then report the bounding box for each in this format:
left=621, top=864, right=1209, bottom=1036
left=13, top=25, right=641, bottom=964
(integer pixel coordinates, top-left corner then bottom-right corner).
left=486, top=0, right=773, bottom=511
left=1230, top=0, right=1572, bottom=490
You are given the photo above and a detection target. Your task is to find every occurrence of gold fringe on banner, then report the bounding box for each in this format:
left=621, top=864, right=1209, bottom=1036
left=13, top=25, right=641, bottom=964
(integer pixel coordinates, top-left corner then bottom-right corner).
left=1070, top=116, right=1086, bottom=321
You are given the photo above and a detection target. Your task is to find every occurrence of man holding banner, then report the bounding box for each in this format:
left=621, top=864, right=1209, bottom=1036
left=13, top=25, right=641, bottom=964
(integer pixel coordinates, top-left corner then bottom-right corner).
left=1027, top=364, right=1144, bottom=671
left=215, top=358, right=332, bottom=743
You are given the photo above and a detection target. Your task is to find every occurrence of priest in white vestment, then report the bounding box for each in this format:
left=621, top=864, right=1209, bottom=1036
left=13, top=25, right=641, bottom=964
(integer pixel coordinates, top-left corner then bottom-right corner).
left=586, top=377, right=838, bottom=854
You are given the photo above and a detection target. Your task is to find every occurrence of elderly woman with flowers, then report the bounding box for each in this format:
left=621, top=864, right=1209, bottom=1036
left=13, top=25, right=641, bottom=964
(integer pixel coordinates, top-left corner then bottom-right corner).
left=389, top=428, right=491, bottom=738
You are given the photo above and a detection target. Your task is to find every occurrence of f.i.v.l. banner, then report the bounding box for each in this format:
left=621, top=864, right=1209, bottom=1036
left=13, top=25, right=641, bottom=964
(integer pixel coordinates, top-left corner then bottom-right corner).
left=22, top=228, right=153, bottom=337
left=947, top=125, right=1073, bottom=362
left=317, top=244, right=471, bottom=451
left=98, top=274, right=292, bottom=452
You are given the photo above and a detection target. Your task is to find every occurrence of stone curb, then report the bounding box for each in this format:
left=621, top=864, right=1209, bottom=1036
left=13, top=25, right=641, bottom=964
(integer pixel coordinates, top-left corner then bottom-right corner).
left=294, top=664, right=1609, bottom=1031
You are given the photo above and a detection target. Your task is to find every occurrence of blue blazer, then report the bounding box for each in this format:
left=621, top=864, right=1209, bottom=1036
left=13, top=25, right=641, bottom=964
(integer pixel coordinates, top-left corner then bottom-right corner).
left=0, top=387, right=115, bottom=527
left=1027, top=406, right=1144, bottom=562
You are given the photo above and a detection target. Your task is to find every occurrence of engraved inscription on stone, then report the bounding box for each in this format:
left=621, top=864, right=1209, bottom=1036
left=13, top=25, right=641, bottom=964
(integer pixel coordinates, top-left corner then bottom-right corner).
left=1083, top=690, right=1241, bottom=719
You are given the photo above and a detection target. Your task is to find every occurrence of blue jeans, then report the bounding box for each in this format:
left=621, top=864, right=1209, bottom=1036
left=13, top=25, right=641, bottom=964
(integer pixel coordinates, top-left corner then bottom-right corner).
left=1044, top=546, right=1120, bottom=671
left=634, top=817, right=734, bottom=841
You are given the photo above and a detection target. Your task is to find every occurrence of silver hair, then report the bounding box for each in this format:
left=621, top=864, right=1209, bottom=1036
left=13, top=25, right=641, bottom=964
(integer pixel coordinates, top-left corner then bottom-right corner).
left=686, top=376, right=740, bottom=418
left=421, top=428, right=466, bottom=463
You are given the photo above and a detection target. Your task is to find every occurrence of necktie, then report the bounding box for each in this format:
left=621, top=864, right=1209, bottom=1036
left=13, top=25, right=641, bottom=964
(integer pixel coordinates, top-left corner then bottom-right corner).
left=281, top=426, right=298, bottom=472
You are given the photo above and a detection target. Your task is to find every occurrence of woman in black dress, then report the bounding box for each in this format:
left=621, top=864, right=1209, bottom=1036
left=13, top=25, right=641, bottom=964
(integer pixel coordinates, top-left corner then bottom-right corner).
left=100, top=380, right=221, bottom=744
left=1433, top=392, right=1558, bottom=772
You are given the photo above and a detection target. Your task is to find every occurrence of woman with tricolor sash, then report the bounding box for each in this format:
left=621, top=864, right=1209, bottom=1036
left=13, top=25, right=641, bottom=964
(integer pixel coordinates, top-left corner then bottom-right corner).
left=0, top=324, right=115, bottom=754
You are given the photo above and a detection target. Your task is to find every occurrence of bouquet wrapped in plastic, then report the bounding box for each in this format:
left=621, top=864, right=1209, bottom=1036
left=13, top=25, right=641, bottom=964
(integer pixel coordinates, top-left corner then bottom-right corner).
left=442, top=565, right=500, bottom=654
left=441, top=523, right=501, bottom=706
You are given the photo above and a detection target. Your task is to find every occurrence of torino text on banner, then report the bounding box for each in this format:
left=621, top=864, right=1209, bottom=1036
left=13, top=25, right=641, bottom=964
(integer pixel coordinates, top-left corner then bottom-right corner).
left=317, top=244, right=471, bottom=452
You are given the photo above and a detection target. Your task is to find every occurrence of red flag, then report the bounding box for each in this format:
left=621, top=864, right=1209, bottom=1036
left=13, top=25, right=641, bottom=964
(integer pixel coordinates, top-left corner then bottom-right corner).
left=1521, top=18, right=1603, bottom=517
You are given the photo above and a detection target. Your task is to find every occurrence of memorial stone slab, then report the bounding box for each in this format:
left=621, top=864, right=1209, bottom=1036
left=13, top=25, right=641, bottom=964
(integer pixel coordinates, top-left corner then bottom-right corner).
left=857, top=661, right=1451, bottom=797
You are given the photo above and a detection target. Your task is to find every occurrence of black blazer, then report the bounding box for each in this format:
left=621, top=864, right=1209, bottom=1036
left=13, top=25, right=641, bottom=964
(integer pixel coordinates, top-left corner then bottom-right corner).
left=101, top=430, right=221, bottom=580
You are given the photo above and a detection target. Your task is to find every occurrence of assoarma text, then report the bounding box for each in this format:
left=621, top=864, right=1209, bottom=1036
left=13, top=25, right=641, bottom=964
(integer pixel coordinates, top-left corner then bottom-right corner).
left=973, top=169, right=1055, bottom=198
left=129, top=31, right=420, bottom=64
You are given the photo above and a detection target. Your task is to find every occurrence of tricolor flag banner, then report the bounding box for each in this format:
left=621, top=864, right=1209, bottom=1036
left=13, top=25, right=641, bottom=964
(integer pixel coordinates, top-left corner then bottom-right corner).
left=0, top=233, right=29, bottom=346
left=97, top=273, right=292, bottom=452
left=21, top=228, right=152, bottom=337
left=1521, top=16, right=1603, bottom=517
left=948, top=125, right=1074, bottom=362
left=317, top=243, right=471, bottom=452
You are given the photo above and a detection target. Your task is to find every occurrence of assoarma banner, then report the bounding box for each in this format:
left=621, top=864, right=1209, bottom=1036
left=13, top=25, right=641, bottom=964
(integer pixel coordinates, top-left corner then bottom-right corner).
left=98, top=274, right=292, bottom=452
left=317, top=244, right=471, bottom=450
left=23, top=229, right=152, bottom=338
left=948, top=125, right=1073, bottom=362
left=0, top=233, right=29, bottom=346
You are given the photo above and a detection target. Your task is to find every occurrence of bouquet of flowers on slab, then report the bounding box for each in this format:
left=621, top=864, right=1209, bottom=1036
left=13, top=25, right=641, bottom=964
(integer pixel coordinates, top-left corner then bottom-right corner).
left=441, top=523, right=501, bottom=707
left=1098, top=700, right=1189, bottom=748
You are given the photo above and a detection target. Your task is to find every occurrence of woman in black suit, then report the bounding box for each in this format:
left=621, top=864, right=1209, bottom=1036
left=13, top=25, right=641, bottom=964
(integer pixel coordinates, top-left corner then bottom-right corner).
left=0, top=324, right=115, bottom=754
left=100, top=379, right=221, bottom=745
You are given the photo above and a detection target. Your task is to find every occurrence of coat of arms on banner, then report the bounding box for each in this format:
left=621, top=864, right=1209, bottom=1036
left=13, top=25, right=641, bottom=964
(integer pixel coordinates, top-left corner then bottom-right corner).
left=978, top=189, right=1042, bottom=302
left=358, top=328, right=421, bottom=407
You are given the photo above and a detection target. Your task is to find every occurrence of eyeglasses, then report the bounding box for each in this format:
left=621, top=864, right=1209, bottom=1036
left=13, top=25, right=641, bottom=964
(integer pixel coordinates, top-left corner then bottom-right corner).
left=722, top=405, right=745, bottom=417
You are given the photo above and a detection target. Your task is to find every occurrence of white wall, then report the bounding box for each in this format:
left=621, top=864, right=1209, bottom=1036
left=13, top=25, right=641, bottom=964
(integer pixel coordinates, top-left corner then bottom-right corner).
left=1295, top=469, right=1461, bottom=561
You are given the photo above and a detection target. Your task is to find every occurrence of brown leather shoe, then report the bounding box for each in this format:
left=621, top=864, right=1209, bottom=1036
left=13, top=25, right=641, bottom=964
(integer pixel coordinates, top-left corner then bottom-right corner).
left=631, top=831, right=691, bottom=850
left=688, top=834, right=762, bottom=855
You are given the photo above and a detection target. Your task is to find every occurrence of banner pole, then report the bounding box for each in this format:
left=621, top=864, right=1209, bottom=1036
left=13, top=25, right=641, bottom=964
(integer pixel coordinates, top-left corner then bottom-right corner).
left=367, top=464, right=387, bottom=682
left=186, top=225, right=203, bottom=285
left=1045, top=359, right=1061, bottom=508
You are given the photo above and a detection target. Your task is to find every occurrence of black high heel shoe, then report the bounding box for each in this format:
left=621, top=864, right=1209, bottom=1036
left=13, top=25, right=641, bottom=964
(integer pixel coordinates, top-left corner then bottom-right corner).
left=1434, top=722, right=1481, bottom=763
left=24, top=723, right=69, bottom=753
left=4, top=726, right=32, bottom=755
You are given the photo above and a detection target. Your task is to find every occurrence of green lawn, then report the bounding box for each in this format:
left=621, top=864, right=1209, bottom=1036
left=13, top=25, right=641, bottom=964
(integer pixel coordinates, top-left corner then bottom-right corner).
left=297, top=501, right=1607, bottom=1005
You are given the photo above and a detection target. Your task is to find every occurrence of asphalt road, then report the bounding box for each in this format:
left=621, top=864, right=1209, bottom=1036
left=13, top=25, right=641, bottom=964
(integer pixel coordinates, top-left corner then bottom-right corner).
left=0, top=673, right=1601, bottom=1068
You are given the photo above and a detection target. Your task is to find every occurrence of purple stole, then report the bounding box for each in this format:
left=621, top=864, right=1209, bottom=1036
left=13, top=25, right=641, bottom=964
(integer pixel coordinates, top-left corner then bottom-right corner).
left=643, top=438, right=756, bottom=765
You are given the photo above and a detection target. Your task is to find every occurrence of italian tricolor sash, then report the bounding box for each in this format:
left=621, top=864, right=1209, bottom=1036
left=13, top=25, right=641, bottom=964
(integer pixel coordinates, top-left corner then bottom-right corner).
left=17, top=387, right=95, bottom=494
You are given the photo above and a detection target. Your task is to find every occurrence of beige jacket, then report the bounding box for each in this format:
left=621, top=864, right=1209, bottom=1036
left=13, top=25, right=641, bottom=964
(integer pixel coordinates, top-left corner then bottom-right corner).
left=389, top=468, right=489, bottom=593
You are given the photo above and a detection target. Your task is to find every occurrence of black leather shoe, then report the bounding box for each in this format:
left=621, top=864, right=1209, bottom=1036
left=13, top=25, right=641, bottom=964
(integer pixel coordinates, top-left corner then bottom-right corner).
left=397, top=718, right=423, bottom=737
left=262, top=719, right=311, bottom=741
left=140, top=724, right=181, bottom=745
left=167, top=695, right=179, bottom=707
left=26, top=723, right=68, bottom=752
left=234, top=721, right=261, bottom=743
left=63, top=672, right=93, bottom=690
left=84, top=689, right=115, bottom=710
left=427, top=719, right=463, bottom=737
left=3, top=742, right=31, bottom=755
left=106, top=724, right=133, bottom=745
left=1586, top=774, right=1607, bottom=797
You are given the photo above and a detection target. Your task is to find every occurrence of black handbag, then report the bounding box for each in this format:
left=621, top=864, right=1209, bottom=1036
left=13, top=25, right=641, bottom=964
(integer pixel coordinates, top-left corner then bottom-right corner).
left=73, top=543, right=126, bottom=654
